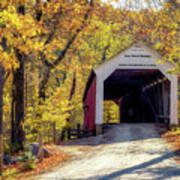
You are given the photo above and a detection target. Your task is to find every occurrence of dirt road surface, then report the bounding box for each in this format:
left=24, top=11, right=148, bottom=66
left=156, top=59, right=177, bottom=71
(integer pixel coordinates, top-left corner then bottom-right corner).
left=37, top=123, right=180, bottom=180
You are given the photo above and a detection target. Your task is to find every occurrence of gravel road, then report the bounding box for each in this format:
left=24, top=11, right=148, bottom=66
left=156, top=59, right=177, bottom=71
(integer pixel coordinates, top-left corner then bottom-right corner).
left=37, top=123, right=180, bottom=180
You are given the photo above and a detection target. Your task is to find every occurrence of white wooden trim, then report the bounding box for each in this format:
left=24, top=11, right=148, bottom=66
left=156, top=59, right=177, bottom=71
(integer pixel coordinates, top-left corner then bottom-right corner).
left=94, top=41, right=178, bottom=125
left=95, top=76, right=104, bottom=124
left=94, top=41, right=174, bottom=77
left=170, top=76, right=178, bottom=125
left=162, top=81, right=169, bottom=123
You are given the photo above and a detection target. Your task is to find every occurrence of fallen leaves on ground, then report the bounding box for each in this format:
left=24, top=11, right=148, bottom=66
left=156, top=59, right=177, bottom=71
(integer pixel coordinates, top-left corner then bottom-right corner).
left=161, top=129, right=180, bottom=164
left=2, top=144, right=69, bottom=180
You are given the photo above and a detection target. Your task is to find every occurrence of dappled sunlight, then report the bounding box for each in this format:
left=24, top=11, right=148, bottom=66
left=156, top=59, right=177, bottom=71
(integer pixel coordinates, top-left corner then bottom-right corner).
left=38, top=124, right=180, bottom=180
left=0, top=0, right=179, bottom=179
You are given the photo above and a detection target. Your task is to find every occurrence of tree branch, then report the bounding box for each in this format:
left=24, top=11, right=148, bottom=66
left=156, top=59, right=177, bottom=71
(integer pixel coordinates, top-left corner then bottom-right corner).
left=3, top=72, right=10, bottom=84
left=38, top=0, right=94, bottom=100
left=102, top=44, right=110, bottom=62
left=53, top=0, right=94, bottom=67
left=44, top=10, right=62, bottom=46
left=69, top=71, right=76, bottom=101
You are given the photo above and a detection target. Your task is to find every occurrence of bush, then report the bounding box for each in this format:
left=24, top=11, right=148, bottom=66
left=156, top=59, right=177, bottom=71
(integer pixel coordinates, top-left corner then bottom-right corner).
left=17, top=145, right=36, bottom=171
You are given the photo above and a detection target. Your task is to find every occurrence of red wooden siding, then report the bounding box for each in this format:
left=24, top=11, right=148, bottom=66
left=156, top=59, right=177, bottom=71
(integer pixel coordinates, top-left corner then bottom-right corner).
left=84, top=76, right=96, bottom=130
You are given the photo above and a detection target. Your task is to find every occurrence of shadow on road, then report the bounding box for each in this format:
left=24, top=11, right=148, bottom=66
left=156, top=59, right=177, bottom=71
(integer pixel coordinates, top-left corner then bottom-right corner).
left=97, top=150, right=180, bottom=180
left=59, top=151, right=180, bottom=180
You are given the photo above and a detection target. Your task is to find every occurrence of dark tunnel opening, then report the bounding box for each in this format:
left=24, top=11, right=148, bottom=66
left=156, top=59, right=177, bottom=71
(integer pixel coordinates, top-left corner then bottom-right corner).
left=120, top=91, right=156, bottom=123
left=104, top=69, right=170, bottom=124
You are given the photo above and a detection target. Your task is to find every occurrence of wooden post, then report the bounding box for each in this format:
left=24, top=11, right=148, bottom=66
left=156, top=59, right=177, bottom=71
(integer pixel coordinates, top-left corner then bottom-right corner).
left=53, top=122, right=57, bottom=144
left=170, top=76, right=178, bottom=125
left=118, top=98, right=123, bottom=123
left=67, top=128, right=71, bottom=140
left=153, top=85, right=159, bottom=121
left=93, top=125, right=96, bottom=136
left=159, top=83, right=163, bottom=117
left=60, top=129, right=65, bottom=141
left=96, top=124, right=102, bottom=135
left=38, top=132, right=44, bottom=162
left=162, top=80, right=169, bottom=123
left=84, top=126, right=88, bottom=137
left=77, top=124, right=81, bottom=138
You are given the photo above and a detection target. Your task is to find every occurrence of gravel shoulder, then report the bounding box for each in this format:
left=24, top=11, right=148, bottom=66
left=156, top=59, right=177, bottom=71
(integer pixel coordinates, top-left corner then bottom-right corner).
left=36, top=123, right=180, bottom=180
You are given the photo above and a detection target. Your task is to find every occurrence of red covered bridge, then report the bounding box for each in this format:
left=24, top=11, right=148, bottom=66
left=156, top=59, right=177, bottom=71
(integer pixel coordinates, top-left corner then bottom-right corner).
left=83, top=41, right=178, bottom=133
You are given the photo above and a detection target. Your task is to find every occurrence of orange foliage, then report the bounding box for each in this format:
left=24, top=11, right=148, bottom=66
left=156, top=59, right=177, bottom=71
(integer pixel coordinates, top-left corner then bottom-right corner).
left=162, top=130, right=180, bottom=164
left=3, top=145, right=69, bottom=180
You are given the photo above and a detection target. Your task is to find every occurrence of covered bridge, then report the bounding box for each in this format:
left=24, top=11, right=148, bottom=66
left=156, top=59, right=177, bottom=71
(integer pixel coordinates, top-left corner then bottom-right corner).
left=83, top=41, right=178, bottom=132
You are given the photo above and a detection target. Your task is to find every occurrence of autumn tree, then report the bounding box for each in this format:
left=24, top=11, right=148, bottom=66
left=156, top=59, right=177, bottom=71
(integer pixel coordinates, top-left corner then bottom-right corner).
left=0, top=38, right=15, bottom=176
left=1, top=0, right=97, bottom=150
left=0, top=0, right=179, bottom=155
left=36, top=0, right=94, bottom=101
left=0, top=0, right=43, bottom=151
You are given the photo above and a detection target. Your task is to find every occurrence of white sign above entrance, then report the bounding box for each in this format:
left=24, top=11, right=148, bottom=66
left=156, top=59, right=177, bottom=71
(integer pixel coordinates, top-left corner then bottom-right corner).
left=124, top=44, right=152, bottom=59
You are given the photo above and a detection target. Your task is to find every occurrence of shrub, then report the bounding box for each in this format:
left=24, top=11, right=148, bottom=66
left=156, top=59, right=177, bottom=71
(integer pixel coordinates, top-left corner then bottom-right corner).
left=17, top=145, right=36, bottom=171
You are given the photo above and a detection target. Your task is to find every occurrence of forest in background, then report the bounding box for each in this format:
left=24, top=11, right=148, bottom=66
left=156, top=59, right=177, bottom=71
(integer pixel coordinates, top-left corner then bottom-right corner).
left=0, top=1, right=179, bottom=175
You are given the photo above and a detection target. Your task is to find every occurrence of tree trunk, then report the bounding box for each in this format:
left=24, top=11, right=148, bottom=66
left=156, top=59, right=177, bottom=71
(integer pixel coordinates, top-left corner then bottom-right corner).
left=39, top=68, right=51, bottom=102
left=0, top=66, right=5, bottom=176
left=52, top=122, right=57, bottom=144
left=11, top=59, right=25, bottom=152
left=11, top=72, right=15, bottom=151
left=69, top=71, right=76, bottom=101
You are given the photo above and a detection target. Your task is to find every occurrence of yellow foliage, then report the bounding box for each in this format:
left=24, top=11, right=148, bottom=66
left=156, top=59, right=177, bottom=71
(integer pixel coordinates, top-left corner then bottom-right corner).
left=104, top=101, right=119, bottom=123
left=1, top=0, right=179, bottom=144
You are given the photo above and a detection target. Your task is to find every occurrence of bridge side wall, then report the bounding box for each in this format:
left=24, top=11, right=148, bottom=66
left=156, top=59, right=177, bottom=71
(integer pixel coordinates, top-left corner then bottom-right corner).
left=84, top=76, right=96, bottom=131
